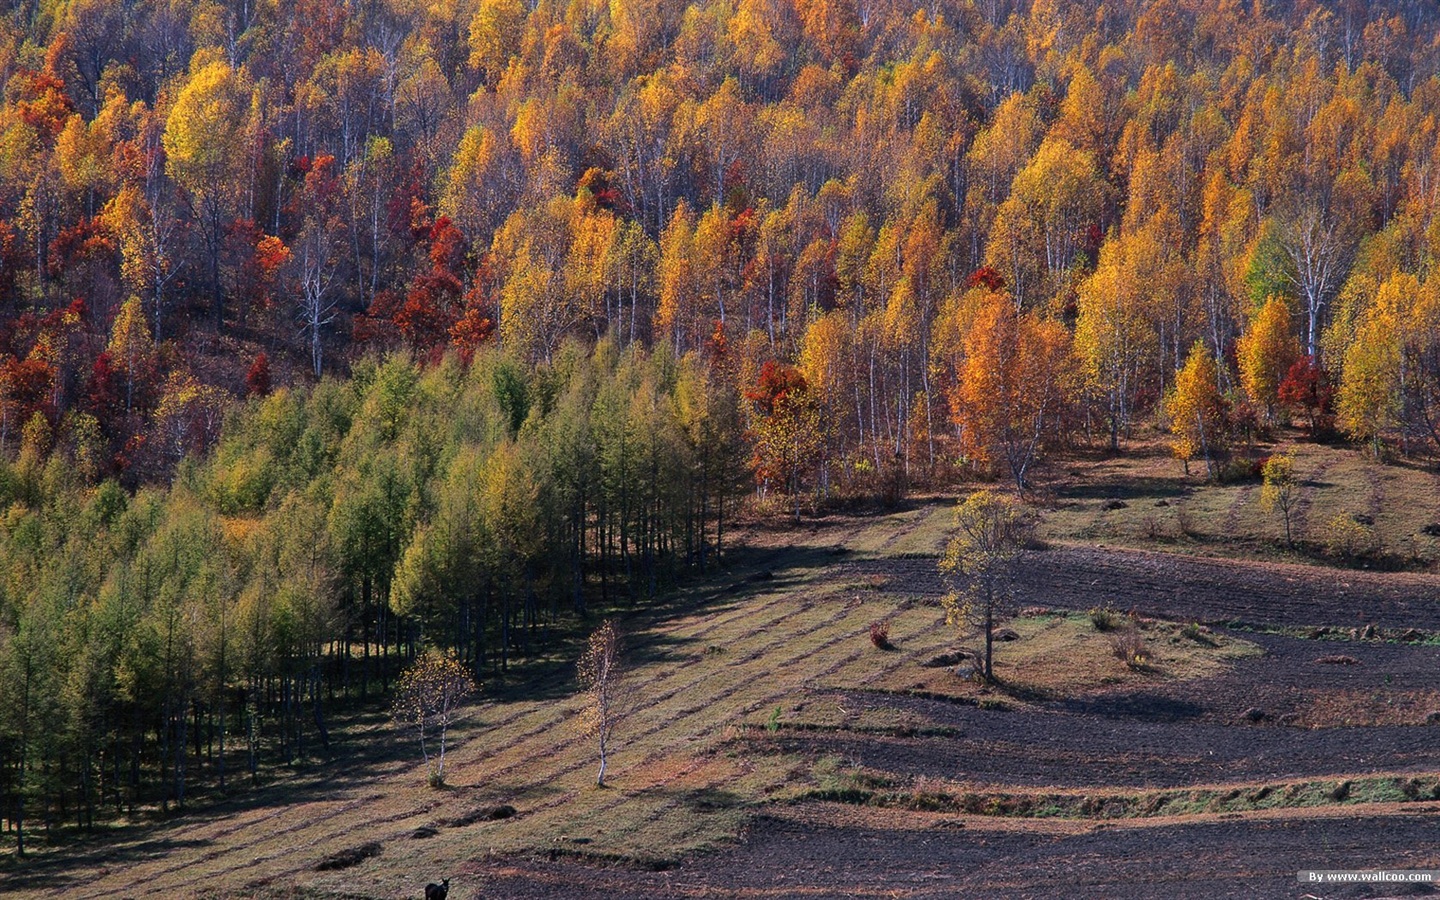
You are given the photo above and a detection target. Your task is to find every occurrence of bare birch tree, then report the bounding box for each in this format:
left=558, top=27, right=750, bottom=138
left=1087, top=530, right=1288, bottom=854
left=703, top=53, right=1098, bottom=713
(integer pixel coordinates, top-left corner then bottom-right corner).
left=578, top=620, right=630, bottom=787
left=393, top=651, right=476, bottom=787
left=1280, top=201, right=1356, bottom=362
left=296, top=221, right=342, bottom=378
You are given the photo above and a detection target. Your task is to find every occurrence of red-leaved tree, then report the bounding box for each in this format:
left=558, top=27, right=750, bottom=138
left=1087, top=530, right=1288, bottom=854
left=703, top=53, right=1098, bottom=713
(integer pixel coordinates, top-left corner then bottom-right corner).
left=1277, top=356, right=1334, bottom=436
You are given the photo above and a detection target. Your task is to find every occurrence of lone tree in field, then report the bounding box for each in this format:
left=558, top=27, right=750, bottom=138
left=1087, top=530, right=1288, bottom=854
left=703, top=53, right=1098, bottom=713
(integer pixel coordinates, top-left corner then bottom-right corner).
left=393, top=651, right=476, bottom=788
left=1260, top=453, right=1299, bottom=546
left=577, top=620, right=630, bottom=787
left=939, top=491, right=1037, bottom=681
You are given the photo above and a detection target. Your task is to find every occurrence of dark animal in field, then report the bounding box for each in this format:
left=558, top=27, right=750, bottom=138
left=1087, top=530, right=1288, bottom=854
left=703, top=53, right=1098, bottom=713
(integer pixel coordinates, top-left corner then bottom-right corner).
left=425, top=878, right=449, bottom=900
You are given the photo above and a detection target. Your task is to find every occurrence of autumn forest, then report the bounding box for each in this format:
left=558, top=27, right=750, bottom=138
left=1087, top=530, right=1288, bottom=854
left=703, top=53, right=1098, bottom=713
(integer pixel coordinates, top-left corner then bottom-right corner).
left=2, top=0, right=1440, bottom=867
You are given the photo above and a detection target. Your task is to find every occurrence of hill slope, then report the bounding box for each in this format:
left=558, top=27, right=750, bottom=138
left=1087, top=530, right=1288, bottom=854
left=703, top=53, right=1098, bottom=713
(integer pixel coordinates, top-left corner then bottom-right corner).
left=12, top=495, right=1440, bottom=899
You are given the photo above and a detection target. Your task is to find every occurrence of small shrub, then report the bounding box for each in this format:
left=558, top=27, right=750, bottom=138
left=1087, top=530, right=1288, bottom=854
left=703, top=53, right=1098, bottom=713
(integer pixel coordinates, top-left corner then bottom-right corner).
left=1109, top=627, right=1149, bottom=669
left=1322, top=514, right=1379, bottom=560
left=766, top=706, right=782, bottom=733
left=869, top=620, right=893, bottom=649
left=315, top=842, right=383, bottom=871
left=1141, top=513, right=1164, bottom=539
left=880, top=453, right=908, bottom=508
left=1181, top=622, right=1219, bottom=647
left=1175, top=503, right=1197, bottom=537
left=1216, top=456, right=1263, bottom=483
left=1314, top=654, right=1360, bottom=666
left=1090, top=606, right=1125, bottom=632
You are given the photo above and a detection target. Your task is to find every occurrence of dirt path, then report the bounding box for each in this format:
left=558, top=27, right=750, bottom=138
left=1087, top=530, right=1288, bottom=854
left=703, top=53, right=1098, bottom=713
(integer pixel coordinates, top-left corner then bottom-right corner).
left=1222, top=483, right=1255, bottom=536
left=1291, top=460, right=1333, bottom=538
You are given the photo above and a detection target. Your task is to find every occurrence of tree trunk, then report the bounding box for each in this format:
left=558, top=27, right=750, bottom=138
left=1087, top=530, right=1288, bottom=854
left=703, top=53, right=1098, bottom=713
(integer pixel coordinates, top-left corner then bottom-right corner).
left=984, top=598, right=994, bottom=682
left=312, top=667, right=331, bottom=754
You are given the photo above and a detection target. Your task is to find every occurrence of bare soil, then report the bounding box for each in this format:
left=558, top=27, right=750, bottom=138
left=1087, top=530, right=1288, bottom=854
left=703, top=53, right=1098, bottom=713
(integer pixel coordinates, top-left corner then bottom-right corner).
left=465, top=804, right=1440, bottom=899
left=842, top=542, right=1440, bottom=630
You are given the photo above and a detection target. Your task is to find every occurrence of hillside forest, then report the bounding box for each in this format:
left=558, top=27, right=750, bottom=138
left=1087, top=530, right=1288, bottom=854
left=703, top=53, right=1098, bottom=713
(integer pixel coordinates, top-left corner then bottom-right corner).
left=2, top=0, right=1440, bottom=857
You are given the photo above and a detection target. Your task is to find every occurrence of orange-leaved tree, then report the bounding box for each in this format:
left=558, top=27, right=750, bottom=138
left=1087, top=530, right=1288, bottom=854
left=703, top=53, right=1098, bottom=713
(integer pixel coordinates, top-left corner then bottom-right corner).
left=746, top=360, right=821, bottom=520
left=950, top=292, right=1073, bottom=489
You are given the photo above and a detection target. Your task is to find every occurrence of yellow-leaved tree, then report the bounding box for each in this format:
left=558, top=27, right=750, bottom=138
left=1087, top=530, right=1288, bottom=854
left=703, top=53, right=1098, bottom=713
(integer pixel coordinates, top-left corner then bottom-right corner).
left=1165, top=342, right=1228, bottom=478
left=1259, top=453, right=1299, bottom=545
left=468, top=0, right=526, bottom=81
left=107, top=295, right=155, bottom=413
left=1334, top=272, right=1417, bottom=455
left=163, top=57, right=250, bottom=329
left=441, top=125, right=506, bottom=242
left=1237, top=297, right=1300, bottom=424
left=1074, top=234, right=1159, bottom=450
left=986, top=137, right=1107, bottom=309
left=655, top=200, right=697, bottom=353
left=493, top=197, right=582, bottom=362
left=1336, top=312, right=1401, bottom=455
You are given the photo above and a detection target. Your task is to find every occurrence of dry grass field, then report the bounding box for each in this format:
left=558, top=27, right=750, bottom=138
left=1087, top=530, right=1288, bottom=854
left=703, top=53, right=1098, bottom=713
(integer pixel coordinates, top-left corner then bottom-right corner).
left=1037, top=435, right=1440, bottom=569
